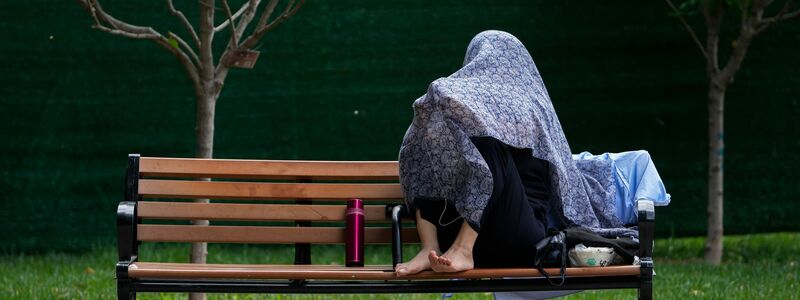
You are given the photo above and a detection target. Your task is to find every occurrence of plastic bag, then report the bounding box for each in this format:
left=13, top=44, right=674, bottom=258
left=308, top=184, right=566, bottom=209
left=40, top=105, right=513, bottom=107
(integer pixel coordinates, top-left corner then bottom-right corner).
left=567, top=243, right=624, bottom=267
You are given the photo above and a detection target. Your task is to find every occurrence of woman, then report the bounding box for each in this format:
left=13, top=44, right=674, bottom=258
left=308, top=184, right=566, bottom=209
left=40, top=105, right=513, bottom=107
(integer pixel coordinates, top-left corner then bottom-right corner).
left=397, top=136, right=552, bottom=274
left=396, top=31, right=638, bottom=275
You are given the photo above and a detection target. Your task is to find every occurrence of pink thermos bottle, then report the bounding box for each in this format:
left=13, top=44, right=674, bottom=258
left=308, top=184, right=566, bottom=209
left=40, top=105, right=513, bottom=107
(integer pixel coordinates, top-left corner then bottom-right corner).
left=346, top=198, right=365, bottom=267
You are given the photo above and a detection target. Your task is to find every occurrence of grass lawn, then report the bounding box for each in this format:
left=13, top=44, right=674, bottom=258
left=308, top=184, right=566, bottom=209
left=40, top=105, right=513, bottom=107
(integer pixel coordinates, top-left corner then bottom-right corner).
left=1, top=232, right=798, bottom=299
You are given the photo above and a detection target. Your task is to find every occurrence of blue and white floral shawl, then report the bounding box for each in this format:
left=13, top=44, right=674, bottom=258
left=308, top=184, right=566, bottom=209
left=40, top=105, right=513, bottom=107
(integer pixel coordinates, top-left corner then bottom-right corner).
left=398, top=30, right=637, bottom=238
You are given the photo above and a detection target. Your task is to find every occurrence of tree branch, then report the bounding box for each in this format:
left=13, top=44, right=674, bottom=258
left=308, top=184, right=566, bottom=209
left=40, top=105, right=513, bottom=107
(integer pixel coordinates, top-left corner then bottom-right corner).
left=221, top=0, right=239, bottom=46
left=168, top=31, right=201, bottom=66
left=214, top=1, right=252, bottom=32
left=166, top=0, right=200, bottom=48
left=241, top=0, right=305, bottom=49
left=234, top=0, right=262, bottom=40
left=90, top=23, right=159, bottom=39
left=253, top=0, right=282, bottom=32
left=77, top=0, right=202, bottom=96
left=155, top=37, right=204, bottom=97
left=758, top=0, right=800, bottom=32
left=772, top=8, right=800, bottom=20
left=751, top=0, right=772, bottom=21
left=719, top=0, right=767, bottom=85
left=719, top=36, right=752, bottom=86
left=664, top=0, right=711, bottom=62
left=81, top=0, right=160, bottom=36
left=216, top=0, right=261, bottom=77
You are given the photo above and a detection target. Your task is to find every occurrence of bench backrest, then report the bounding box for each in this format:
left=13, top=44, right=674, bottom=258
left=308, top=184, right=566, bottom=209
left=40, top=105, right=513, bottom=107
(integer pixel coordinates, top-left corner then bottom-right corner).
left=122, top=154, right=419, bottom=263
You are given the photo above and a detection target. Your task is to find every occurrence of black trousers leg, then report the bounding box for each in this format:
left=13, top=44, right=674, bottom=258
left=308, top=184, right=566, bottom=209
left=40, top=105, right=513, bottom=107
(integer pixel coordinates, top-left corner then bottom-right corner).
left=417, top=136, right=546, bottom=268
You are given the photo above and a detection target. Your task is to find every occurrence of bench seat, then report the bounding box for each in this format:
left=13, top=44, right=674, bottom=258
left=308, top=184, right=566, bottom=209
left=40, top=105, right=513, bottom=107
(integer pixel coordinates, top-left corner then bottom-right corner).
left=129, top=263, right=642, bottom=280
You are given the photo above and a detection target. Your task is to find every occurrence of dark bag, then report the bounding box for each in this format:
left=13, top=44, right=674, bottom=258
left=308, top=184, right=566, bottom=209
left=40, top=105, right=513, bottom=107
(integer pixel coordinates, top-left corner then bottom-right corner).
left=533, top=231, right=567, bottom=286
left=563, top=227, right=639, bottom=264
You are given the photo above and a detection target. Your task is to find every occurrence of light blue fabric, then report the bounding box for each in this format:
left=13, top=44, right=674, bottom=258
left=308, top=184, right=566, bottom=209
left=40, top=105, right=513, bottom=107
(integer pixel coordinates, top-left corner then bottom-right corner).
left=573, top=151, right=671, bottom=225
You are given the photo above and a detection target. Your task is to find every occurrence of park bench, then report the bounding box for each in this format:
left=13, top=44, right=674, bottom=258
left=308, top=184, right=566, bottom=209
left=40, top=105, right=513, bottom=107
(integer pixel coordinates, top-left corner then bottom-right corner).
left=116, top=154, right=655, bottom=299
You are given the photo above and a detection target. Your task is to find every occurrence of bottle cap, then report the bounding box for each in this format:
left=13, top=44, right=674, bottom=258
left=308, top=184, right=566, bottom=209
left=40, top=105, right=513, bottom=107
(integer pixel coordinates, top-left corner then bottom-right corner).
left=347, top=198, right=363, bottom=209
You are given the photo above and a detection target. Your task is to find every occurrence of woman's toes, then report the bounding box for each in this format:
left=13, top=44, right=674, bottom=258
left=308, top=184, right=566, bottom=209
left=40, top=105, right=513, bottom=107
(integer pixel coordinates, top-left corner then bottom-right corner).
left=428, top=250, right=439, bottom=263
left=439, top=256, right=451, bottom=266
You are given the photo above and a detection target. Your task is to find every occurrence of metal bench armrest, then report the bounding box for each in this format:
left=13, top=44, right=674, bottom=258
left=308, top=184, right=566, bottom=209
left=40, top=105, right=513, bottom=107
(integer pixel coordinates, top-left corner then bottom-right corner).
left=388, top=205, right=408, bottom=268
left=637, top=199, right=655, bottom=258
left=636, top=199, right=655, bottom=300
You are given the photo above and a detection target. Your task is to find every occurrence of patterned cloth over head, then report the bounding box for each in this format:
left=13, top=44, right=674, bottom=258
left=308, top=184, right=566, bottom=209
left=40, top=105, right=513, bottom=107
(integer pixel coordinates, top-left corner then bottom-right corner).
left=398, top=30, right=638, bottom=239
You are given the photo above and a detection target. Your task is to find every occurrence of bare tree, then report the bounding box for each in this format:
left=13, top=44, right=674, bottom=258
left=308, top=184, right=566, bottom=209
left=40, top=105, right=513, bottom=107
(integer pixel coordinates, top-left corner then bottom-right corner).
left=664, top=0, right=799, bottom=265
left=77, top=0, right=305, bottom=298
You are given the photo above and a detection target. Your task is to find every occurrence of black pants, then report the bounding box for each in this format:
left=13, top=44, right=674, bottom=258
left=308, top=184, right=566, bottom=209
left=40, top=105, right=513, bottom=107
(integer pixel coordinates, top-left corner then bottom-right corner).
left=417, top=136, right=548, bottom=268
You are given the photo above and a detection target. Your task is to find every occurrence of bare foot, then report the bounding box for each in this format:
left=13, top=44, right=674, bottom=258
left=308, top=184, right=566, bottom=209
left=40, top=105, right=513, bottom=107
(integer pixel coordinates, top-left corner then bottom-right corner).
left=428, top=247, right=474, bottom=273
left=395, top=248, right=437, bottom=276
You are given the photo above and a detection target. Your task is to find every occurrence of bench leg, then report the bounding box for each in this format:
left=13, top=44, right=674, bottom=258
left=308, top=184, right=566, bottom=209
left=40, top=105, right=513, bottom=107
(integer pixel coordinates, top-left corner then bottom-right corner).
left=639, top=278, right=652, bottom=300
left=118, top=279, right=135, bottom=300
left=638, top=258, right=653, bottom=300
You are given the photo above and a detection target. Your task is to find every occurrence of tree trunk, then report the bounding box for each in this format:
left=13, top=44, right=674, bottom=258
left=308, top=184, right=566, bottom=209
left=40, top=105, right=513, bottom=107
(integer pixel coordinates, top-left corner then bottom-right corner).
left=189, top=90, right=218, bottom=300
left=701, top=4, right=753, bottom=266
left=704, top=81, right=725, bottom=266
left=190, top=2, right=216, bottom=298
left=191, top=91, right=216, bottom=258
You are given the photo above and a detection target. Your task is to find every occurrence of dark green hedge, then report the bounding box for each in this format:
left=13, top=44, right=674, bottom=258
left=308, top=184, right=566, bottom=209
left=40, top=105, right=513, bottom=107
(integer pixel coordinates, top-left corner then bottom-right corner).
left=1, top=0, right=798, bottom=252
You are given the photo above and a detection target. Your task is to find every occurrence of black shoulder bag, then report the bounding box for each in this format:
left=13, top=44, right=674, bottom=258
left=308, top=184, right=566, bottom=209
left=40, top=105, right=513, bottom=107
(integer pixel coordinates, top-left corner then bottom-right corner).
left=533, top=231, right=567, bottom=286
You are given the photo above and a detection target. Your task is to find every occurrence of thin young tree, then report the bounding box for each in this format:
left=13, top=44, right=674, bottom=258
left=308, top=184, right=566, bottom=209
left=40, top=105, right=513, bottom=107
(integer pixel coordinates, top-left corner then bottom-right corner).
left=664, top=0, right=799, bottom=265
left=78, top=0, right=305, bottom=298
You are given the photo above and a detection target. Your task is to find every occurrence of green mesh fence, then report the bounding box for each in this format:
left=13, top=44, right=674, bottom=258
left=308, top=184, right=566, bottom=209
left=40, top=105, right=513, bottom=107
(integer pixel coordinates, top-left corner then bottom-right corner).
left=1, top=0, right=798, bottom=252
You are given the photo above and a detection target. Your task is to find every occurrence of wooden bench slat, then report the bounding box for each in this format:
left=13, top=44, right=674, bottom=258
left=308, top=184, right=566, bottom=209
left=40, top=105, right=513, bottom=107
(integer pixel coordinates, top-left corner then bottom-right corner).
left=138, top=202, right=395, bottom=221
left=137, top=225, right=419, bottom=244
left=139, top=157, right=400, bottom=180
left=138, top=179, right=404, bottom=200
left=128, top=262, right=641, bottom=280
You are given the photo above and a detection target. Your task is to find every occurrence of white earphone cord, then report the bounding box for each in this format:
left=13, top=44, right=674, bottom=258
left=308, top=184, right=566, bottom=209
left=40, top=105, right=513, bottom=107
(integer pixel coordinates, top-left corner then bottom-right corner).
left=438, top=198, right=463, bottom=226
